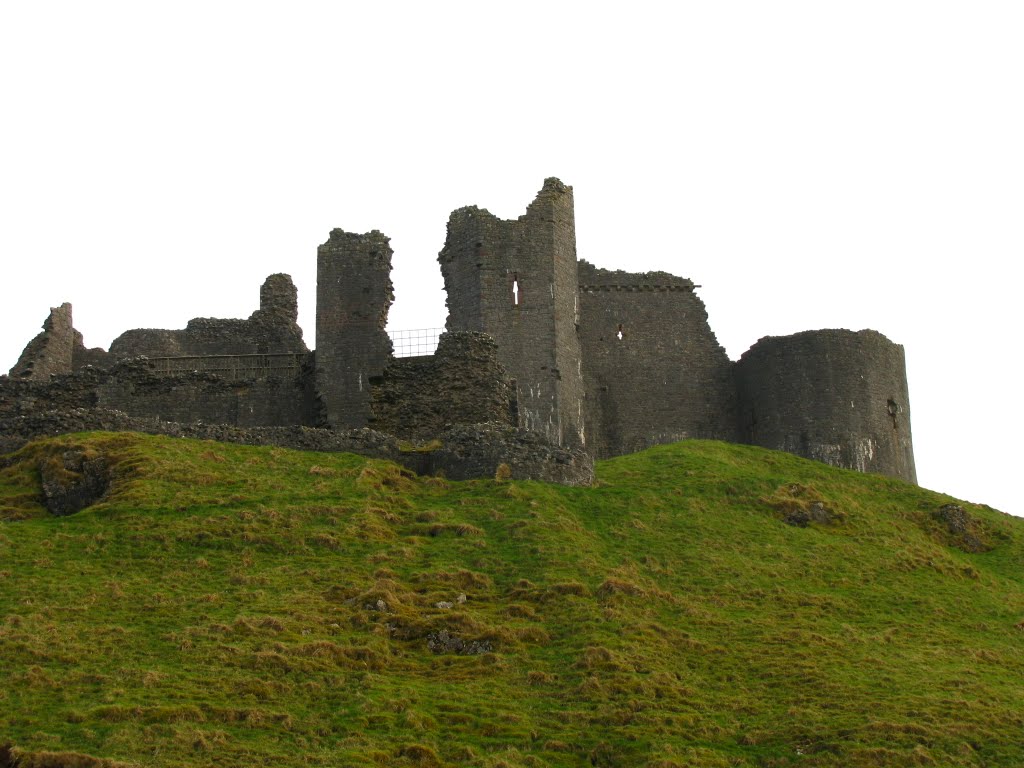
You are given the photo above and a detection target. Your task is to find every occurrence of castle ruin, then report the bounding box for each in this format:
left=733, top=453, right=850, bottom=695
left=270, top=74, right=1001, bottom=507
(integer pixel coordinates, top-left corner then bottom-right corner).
left=1, top=179, right=916, bottom=485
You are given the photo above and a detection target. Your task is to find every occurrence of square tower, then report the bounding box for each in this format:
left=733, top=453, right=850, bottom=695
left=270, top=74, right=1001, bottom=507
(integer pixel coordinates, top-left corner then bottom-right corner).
left=315, top=230, right=394, bottom=428
left=438, top=178, right=585, bottom=447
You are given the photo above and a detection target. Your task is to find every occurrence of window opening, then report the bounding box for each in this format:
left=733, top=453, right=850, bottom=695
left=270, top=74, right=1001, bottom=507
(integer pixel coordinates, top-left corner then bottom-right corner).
left=887, top=399, right=900, bottom=430
left=512, top=274, right=520, bottom=306
left=616, top=323, right=624, bottom=340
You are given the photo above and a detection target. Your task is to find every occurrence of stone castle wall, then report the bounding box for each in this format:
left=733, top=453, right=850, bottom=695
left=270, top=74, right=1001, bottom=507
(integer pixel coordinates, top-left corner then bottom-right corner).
left=577, top=261, right=737, bottom=458
left=2, top=179, right=918, bottom=485
left=370, top=332, right=516, bottom=440
left=96, top=365, right=309, bottom=428
left=0, top=361, right=309, bottom=429
left=109, top=274, right=307, bottom=359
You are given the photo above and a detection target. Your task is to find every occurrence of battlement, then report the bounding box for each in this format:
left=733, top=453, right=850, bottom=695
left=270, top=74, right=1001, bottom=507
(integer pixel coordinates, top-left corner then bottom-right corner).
left=2, top=179, right=916, bottom=484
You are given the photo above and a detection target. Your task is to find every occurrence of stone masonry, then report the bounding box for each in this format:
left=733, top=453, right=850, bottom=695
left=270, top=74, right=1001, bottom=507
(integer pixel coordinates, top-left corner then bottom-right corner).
left=370, top=331, right=516, bottom=440
left=735, top=329, right=917, bottom=482
left=8, top=303, right=76, bottom=381
left=109, top=274, right=307, bottom=359
left=2, top=179, right=918, bottom=484
left=315, top=230, right=394, bottom=429
left=577, top=261, right=737, bottom=458
left=439, top=178, right=586, bottom=448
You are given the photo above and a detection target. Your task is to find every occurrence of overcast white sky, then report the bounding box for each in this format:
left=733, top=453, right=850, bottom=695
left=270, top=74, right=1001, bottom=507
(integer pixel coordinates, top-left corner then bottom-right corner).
left=1, top=2, right=1020, bottom=514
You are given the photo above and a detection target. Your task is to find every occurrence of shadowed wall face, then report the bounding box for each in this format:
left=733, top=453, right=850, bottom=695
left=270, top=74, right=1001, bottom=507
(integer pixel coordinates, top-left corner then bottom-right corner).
left=315, top=230, right=394, bottom=429
left=438, top=178, right=584, bottom=447
left=735, top=329, right=917, bottom=483
left=577, top=262, right=737, bottom=459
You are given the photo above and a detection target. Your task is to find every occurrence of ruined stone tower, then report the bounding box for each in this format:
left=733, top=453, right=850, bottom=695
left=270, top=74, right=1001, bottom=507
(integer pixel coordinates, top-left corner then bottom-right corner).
left=735, top=329, right=917, bottom=483
left=315, top=230, right=394, bottom=429
left=4, top=178, right=919, bottom=486
left=438, top=178, right=585, bottom=447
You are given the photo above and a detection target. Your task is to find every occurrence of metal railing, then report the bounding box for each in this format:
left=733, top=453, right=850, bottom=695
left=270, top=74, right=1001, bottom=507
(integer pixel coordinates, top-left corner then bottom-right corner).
left=389, top=328, right=442, bottom=358
left=145, top=352, right=306, bottom=379
left=141, top=330, right=441, bottom=378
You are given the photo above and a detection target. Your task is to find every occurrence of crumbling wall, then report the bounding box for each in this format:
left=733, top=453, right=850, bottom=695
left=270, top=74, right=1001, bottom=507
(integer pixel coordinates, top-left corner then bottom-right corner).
left=413, top=422, right=593, bottom=485
left=109, top=274, right=307, bottom=359
left=0, top=410, right=595, bottom=486
left=2, top=179, right=920, bottom=485
left=8, top=303, right=75, bottom=380
left=370, top=331, right=516, bottom=440
left=0, top=361, right=308, bottom=429
left=315, top=230, right=394, bottom=428
left=0, top=369, right=100, bottom=419
left=735, top=329, right=917, bottom=483
left=438, top=178, right=585, bottom=447
left=577, top=262, right=737, bottom=458
left=96, top=369, right=305, bottom=427
left=72, top=330, right=112, bottom=369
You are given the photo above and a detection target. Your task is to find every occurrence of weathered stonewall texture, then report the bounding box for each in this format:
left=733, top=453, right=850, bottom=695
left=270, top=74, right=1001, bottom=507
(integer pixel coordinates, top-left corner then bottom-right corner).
left=735, top=329, right=917, bottom=483
left=439, top=178, right=586, bottom=448
left=316, top=230, right=394, bottom=429
left=577, top=261, right=737, bottom=458
left=8, top=303, right=75, bottom=380
left=370, top=332, right=516, bottom=440
left=2, top=178, right=918, bottom=485
left=416, top=422, right=593, bottom=485
left=72, top=329, right=112, bottom=370
left=109, top=274, right=307, bottom=359
left=0, top=360, right=309, bottom=428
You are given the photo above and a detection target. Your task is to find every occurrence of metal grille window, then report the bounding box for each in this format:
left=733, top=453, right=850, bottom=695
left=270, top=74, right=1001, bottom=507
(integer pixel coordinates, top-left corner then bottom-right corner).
left=388, top=328, right=442, bottom=358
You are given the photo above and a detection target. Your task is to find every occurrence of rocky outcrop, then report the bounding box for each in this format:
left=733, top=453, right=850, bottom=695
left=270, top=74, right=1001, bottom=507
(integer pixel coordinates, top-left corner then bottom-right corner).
left=38, top=447, right=110, bottom=515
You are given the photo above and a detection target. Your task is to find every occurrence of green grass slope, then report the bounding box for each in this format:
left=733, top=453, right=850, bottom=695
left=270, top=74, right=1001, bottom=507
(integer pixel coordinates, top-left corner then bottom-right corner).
left=1, top=433, right=1022, bottom=767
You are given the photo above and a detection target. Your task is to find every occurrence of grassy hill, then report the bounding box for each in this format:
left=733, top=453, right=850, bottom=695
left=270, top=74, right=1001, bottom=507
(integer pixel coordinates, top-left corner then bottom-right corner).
left=1, top=433, right=1022, bottom=767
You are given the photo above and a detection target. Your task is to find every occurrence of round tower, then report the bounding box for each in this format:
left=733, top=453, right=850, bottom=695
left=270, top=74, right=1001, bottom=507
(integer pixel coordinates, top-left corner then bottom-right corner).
left=735, top=329, right=916, bottom=483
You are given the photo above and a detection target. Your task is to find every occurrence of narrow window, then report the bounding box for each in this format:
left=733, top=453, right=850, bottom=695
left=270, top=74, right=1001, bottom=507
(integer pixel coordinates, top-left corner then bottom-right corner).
left=616, top=323, right=624, bottom=340
left=887, top=399, right=900, bottom=430
left=512, top=273, right=520, bottom=306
